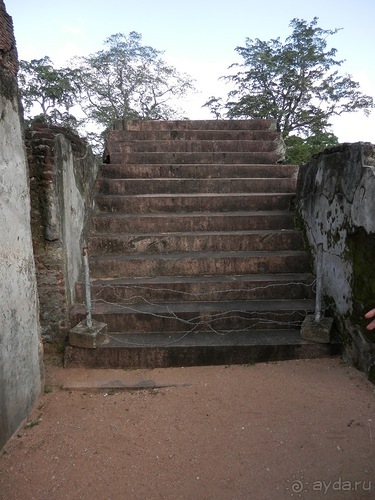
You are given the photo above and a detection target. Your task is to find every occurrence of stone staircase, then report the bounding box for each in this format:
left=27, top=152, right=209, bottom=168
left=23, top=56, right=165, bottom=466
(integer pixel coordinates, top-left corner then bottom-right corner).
left=65, top=119, right=340, bottom=367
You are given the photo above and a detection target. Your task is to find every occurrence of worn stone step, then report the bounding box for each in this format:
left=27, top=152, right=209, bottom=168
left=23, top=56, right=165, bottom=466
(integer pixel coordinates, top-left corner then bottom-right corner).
left=97, top=177, right=296, bottom=195
left=89, top=250, right=311, bottom=278
left=75, top=273, right=315, bottom=304
left=71, top=299, right=315, bottom=333
left=92, top=211, right=296, bottom=233
left=89, top=230, right=304, bottom=255
left=67, top=118, right=342, bottom=370
left=95, top=193, right=295, bottom=214
left=113, top=119, right=277, bottom=132
left=67, top=118, right=334, bottom=369
left=110, top=151, right=281, bottom=165
left=100, top=163, right=298, bottom=179
left=112, top=139, right=278, bottom=154
left=64, top=330, right=341, bottom=369
left=109, top=129, right=280, bottom=142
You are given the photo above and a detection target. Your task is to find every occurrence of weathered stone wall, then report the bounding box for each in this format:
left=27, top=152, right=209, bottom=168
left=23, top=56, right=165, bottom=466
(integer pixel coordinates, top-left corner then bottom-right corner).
left=0, top=0, right=17, bottom=76
left=0, top=0, right=43, bottom=452
left=296, top=143, right=375, bottom=377
left=26, top=125, right=98, bottom=342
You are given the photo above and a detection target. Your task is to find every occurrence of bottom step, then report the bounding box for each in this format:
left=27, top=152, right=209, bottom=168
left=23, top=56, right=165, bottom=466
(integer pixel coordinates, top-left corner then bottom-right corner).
left=64, top=330, right=341, bottom=368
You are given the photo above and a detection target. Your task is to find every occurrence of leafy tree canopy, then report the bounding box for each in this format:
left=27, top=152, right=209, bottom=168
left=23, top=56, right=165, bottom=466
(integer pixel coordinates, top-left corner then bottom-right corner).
left=284, top=131, right=339, bottom=164
left=17, top=33, right=196, bottom=153
left=204, top=18, right=373, bottom=162
left=73, top=32, right=195, bottom=131
left=18, top=56, right=80, bottom=129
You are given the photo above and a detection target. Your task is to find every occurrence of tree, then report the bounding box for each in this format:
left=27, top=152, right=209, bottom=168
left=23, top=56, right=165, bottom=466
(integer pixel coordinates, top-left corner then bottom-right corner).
left=73, top=32, right=195, bottom=132
left=18, top=57, right=80, bottom=129
left=284, top=131, right=339, bottom=164
left=204, top=18, right=373, bottom=161
left=18, top=33, right=196, bottom=155
left=202, top=96, right=225, bottom=120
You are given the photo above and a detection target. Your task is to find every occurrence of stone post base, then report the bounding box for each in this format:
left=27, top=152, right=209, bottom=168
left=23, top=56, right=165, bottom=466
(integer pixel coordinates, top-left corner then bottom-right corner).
left=300, top=315, right=333, bottom=344
left=69, top=319, right=108, bottom=349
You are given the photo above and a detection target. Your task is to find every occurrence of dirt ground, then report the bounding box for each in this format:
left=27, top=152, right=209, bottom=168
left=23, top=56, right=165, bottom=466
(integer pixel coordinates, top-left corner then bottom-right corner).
left=0, top=356, right=374, bottom=500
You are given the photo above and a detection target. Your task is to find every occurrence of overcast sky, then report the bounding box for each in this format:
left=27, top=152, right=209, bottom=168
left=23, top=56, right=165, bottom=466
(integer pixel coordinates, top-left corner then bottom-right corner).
left=8, top=0, right=375, bottom=143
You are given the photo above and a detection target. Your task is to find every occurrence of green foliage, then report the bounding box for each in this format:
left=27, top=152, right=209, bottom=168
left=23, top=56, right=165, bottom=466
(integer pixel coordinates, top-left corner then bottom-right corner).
left=18, top=57, right=80, bottom=129
left=202, top=96, right=225, bottom=119
left=205, top=17, right=373, bottom=139
left=73, top=31, right=195, bottom=131
left=18, top=33, right=196, bottom=154
left=285, top=132, right=339, bottom=164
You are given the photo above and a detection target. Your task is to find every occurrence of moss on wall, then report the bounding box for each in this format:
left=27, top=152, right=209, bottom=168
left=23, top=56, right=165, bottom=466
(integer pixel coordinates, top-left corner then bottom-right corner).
left=347, top=229, right=375, bottom=343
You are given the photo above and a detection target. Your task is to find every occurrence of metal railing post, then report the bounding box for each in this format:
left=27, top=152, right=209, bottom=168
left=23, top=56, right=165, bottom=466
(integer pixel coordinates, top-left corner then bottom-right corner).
left=82, top=247, right=92, bottom=328
left=315, top=243, right=323, bottom=323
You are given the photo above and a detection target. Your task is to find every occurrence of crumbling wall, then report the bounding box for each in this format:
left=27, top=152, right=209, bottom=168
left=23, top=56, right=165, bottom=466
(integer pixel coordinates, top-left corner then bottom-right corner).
left=296, top=143, right=375, bottom=378
left=0, top=0, right=43, bottom=452
left=26, top=125, right=98, bottom=342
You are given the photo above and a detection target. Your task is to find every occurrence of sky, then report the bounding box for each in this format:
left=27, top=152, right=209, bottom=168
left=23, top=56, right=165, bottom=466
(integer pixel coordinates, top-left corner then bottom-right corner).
left=7, top=0, right=375, bottom=143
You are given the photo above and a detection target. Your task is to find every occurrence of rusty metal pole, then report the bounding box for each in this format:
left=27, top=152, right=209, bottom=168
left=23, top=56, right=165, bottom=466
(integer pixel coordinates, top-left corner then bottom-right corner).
left=82, top=247, right=92, bottom=328
left=315, top=243, right=323, bottom=323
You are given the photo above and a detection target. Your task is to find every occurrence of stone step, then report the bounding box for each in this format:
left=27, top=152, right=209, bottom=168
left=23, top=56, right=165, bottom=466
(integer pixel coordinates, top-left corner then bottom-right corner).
left=112, top=119, right=277, bottom=132
left=92, top=211, right=296, bottom=233
left=95, top=193, right=295, bottom=214
left=70, top=299, right=315, bottom=333
left=100, top=163, right=298, bottom=179
left=110, top=151, right=281, bottom=165
left=109, top=129, right=280, bottom=142
left=97, top=177, right=296, bottom=196
left=64, top=330, right=341, bottom=369
left=89, top=230, right=304, bottom=255
left=89, top=250, right=311, bottom=278
left=75, top=273, right=315, bottom=304
left=66, top=118, right=337, bottom=369
left=112, top=139, right=278, bottom=154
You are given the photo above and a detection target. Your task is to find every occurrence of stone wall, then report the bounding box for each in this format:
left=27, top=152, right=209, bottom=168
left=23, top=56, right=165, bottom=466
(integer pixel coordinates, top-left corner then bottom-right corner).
left=26, top=125, right=98, bottom=342
left=0, top=0, right=43, bottom=452
left=296, top=143, right=375, bottom=378
left=0, top=0, right=17, bottom=76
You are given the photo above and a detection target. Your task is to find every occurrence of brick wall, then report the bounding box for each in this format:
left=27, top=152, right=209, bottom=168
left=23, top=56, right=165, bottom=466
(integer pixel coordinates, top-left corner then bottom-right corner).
left=26, top=126, right=68, bottom=341
left=26, top=124, right=99, bottom=342
left=0, top=0, right=18, bottom=76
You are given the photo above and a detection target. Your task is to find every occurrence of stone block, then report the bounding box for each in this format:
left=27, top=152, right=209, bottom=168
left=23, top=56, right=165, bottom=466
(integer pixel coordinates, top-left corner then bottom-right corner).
left=69, top=319, right=108, bottom=349
left=300, top=315, right=333, bottom=343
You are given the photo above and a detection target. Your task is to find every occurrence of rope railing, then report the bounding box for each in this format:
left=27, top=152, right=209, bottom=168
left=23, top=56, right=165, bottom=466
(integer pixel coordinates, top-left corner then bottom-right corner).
left=77, top=277, right=322, bottom=347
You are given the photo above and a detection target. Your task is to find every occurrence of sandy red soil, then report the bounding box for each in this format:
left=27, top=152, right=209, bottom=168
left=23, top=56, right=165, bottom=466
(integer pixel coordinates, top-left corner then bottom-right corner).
left=0, top=357, right=374, bottom=499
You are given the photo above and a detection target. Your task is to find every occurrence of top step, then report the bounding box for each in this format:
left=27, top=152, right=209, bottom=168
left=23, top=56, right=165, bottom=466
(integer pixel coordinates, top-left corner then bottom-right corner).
left=112, top=119, right=277, bottom=132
